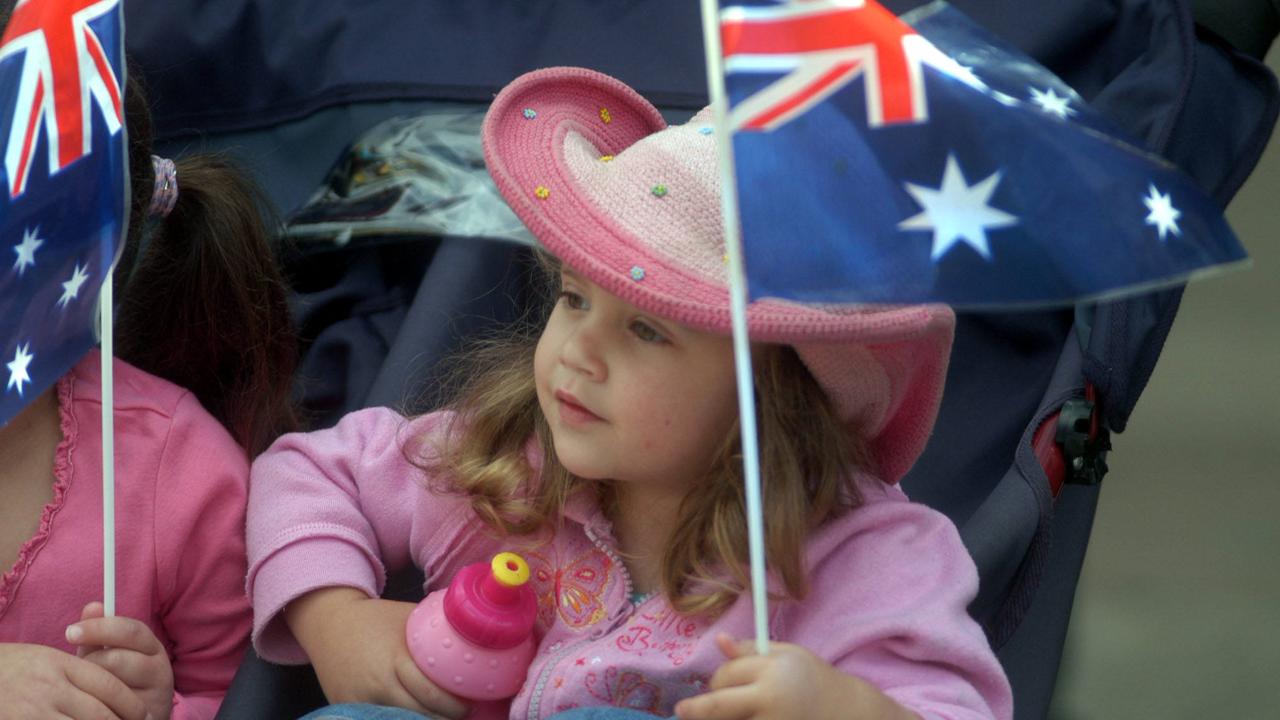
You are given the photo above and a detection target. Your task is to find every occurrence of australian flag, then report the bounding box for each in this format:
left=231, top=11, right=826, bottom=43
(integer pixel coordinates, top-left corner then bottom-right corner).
left=1, top=0, right=127, bottom=430
left=721, top=0, right=1247, bottom=307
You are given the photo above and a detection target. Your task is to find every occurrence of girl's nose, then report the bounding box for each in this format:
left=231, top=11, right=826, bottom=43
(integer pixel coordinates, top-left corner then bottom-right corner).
left=561, top=323, right=607, bottom=381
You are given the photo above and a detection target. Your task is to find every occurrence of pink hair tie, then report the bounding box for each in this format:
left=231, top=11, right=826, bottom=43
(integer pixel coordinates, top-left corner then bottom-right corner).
left=149, top=155, right=179, bottom=218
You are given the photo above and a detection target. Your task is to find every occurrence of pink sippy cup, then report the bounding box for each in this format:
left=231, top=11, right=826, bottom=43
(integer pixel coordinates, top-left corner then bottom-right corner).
left=406, top=552, right=538, bottom=719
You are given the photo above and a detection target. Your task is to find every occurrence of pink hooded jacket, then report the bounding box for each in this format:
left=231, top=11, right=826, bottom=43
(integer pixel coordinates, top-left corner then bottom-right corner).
left=247, top=408, right=1012, bottom=719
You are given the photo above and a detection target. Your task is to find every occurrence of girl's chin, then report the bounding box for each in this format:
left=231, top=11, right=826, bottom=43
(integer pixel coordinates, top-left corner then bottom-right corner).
left=549, top=434, right=662, bottom=486
left=559, top=461, right=611, bottom=482
left=548, top=441, right=609, bottom=481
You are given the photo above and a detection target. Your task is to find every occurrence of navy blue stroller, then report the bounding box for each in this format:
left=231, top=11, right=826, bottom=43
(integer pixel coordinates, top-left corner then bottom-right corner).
left=121, top=1, right=1278, bottom=717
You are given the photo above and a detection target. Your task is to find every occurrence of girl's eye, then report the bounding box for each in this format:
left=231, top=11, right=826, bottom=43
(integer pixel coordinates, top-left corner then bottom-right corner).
left=558, top=290, right=587, bottom=310
left=630, top=321, right=666, bottom=344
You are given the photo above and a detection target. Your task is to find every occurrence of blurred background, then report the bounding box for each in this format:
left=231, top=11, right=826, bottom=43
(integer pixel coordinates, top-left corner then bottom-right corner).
left=1049, top=45, right=1280, bottom=719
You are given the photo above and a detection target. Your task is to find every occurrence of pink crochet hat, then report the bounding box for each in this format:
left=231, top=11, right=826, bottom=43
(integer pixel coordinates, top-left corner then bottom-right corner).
left=482, top=67, right=955, bottom=484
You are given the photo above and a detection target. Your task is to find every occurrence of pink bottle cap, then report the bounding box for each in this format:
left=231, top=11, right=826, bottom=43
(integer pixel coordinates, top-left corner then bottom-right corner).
left=443, top=552, right=538, bottom=650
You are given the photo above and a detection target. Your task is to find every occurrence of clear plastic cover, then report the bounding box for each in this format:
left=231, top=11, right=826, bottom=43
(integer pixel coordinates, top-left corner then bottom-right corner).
left=287, top=108, right=535, bottom=247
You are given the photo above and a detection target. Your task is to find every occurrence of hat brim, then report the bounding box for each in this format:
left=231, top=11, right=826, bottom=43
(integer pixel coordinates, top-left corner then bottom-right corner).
left=483, top=67, right=949, bottom=343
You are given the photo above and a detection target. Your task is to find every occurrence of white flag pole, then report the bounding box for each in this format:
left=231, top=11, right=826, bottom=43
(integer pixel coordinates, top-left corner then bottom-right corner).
left=100, top=0, right=130, bottom=621
left=700, top=0, right=770, bottom=657
left=99, top=267, right=116, bottom=617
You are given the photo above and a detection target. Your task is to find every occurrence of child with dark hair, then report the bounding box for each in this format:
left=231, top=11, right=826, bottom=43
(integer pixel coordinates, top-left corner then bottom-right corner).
left=0, top=4, right=298, bottom=718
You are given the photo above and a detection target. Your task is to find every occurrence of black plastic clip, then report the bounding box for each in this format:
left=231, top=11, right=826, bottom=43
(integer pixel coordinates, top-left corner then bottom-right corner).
left=1056, top=397, right=1111, bottom=486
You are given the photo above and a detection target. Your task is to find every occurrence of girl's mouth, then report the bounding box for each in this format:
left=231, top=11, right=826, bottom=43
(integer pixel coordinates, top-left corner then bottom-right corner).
left=555, top=389, right=604, bottom=425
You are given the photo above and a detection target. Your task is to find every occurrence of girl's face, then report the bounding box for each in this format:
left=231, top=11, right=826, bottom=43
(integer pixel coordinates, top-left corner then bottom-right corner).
left=535, top=269, right=739, bottom=497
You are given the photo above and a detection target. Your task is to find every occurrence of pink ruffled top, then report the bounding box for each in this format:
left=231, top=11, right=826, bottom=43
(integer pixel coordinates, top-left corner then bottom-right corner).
left=0, top=351, right=253, bottom=720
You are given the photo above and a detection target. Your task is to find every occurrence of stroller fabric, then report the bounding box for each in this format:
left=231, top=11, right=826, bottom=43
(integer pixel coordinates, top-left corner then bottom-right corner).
left=119, top=1, right=1278, bottom=718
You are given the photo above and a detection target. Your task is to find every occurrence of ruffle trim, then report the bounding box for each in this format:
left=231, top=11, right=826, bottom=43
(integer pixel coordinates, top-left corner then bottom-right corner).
left=0, top=373, right=78, bottom=618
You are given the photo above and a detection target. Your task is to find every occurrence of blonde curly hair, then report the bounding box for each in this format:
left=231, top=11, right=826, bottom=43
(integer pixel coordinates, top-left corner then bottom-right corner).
left=413, top=257, right=869, bottom=617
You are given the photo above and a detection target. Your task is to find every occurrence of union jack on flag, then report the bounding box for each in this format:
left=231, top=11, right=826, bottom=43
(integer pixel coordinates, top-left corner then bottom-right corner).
left=1, top=0, right=127, bottom=429
left=720, top=0, right=1247, bottom=307
left=722, top=0, right=954, bottom=130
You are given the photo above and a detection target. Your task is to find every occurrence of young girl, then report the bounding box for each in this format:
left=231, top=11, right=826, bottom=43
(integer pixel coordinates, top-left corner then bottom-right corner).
left=0, top=5, right=298, bottom=715
left=246, top=67, right=1012, bottom=720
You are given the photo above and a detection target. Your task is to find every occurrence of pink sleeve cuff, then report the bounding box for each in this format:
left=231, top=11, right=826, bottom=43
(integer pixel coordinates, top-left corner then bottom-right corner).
left=249, top=533, right=385, bottom=664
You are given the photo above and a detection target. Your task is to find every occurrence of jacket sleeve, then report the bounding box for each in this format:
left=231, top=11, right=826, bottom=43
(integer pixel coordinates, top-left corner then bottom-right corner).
left=776, top=483, right=1013, bottom=720
left=245, top=408, right=466, bottom=664
left=151, top=391, right=253, bottom=720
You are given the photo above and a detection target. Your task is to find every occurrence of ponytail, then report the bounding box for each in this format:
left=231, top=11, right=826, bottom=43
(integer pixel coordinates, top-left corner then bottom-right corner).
left=114, top=79, right=299, bottom=457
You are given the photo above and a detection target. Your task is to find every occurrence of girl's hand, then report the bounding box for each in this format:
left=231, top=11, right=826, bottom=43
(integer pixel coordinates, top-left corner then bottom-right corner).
left=285, top=587, right=469, bottom=720
left=0, top=641, right=147, bottom=720
left=66, top=602, right=174, bottom=720
left=673, top=633, right=920, bottom=720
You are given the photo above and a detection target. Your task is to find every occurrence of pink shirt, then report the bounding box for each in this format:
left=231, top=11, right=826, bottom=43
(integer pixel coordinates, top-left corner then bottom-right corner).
left=0, top=352, right=253, bottom=719
left=248, top=408, right=1013, bottom=720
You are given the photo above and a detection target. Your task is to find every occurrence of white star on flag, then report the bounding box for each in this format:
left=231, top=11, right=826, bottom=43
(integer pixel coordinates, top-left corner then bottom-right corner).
left=899, top=154, right=1019, bottom=261
left=1028, top=87, right=1077, bottom=119
left=12, top=226, right=44, bottom=276
left=934, top=56, right=1014, bottom=106
left=6, top=343, right=34, bottom=397
left=1143, top=184, right=1182, bottom=240
left=57, top=263, right=91, bottom=309
left=949, top=63, right=986, bottom=89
